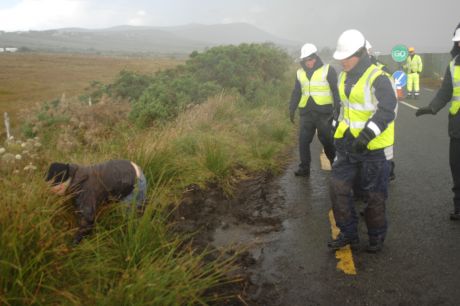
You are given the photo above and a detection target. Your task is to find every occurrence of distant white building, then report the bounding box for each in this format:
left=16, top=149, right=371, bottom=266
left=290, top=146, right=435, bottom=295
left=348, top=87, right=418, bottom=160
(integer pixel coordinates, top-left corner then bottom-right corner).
left=0, top=47, right=18, bottom=52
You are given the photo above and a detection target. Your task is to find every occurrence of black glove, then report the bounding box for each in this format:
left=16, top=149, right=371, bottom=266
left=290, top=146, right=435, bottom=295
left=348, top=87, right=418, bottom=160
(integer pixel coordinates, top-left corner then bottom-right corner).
left=415, top=106, right=434, bottom=117
left=351, top=127, right=375, bottom=154
left=290, top=111, right=295, bottom=124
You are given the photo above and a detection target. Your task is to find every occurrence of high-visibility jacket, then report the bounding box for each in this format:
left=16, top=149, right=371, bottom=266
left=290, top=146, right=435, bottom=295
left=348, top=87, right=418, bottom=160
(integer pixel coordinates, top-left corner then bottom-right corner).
left=334, top=64, right=395, bottom=150
left=405, top=54, right=423, bottom=73
left=450, top=57, right=460, bottom=115
left=296, top=65, right=333, bottom=108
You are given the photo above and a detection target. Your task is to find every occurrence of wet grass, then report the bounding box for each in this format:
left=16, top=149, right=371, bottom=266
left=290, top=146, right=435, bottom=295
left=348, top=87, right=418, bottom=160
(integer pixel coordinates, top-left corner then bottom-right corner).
left=0, top=55, right=295, bottom=304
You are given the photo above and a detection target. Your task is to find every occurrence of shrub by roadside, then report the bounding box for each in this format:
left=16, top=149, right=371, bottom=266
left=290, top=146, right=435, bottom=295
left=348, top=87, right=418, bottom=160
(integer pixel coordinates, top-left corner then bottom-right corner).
left=1, top=43, right=295, bottom=304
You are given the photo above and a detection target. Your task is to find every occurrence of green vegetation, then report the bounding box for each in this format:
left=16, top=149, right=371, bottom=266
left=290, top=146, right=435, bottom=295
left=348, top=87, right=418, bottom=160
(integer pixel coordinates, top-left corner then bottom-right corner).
left=1, top=43, right=294, bottom=304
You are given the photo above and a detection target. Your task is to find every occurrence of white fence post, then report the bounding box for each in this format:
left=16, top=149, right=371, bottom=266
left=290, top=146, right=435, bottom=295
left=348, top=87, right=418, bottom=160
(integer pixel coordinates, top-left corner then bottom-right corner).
left=4, top=112, right=11, bottom=139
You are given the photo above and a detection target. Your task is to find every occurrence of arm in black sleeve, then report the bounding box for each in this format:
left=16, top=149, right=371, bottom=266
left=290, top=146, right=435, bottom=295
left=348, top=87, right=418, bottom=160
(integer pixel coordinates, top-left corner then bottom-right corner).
left=428, top=66, right=453, bottom=114
left=289, top=78, right=301, bottom=115
left=74, top=191, right=97, bottom=244
left=367, top=74, right=398, bottom=134
left=327, top=66, right=341, bottom=120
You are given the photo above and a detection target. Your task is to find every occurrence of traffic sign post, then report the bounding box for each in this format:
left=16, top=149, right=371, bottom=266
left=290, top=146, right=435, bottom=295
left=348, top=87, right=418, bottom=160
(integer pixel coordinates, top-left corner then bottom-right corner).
left=391, top=44, right=409, bottom=63
left=392, top=70, right=407, bottom=100
left=392, top=70, right=407, bottom=87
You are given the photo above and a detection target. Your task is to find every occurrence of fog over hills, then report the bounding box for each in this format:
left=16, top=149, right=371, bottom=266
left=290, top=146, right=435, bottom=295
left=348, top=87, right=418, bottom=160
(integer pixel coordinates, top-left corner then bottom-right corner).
left=0, top=23, right=300, bottom=55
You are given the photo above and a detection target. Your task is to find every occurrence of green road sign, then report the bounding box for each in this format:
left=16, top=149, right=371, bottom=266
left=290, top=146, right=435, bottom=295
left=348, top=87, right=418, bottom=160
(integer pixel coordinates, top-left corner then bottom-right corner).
left=391, top=44, right=409, bottom=62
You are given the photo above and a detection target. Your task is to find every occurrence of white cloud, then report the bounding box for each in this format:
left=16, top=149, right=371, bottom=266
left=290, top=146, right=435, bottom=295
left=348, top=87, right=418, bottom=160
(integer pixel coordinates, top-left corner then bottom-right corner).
left=0, top=0, right=88, bottom=31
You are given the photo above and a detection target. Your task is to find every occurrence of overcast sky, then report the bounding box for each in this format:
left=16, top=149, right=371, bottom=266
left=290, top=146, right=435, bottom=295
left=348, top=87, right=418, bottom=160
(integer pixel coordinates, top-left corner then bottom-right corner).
left=0, top=0, right=459, bottom=53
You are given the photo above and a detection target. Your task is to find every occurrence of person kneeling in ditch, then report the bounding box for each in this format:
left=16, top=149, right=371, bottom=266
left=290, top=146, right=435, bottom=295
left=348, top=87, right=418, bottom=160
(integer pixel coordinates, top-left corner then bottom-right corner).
left=45, top=160, right=147, bottom=244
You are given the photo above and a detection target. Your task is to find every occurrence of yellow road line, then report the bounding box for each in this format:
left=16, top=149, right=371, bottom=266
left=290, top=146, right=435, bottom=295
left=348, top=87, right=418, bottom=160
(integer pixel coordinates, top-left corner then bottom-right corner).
left=320, top=150, right=331, bottom=171
left=328, top=209, right=357, bottom=275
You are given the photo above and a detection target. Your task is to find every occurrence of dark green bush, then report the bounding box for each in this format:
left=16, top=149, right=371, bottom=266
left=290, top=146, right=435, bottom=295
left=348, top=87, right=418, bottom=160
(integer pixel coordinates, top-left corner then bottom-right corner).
left=110, top=70, right=154, bottom=101
left=88, top=43, right=290, bottom=126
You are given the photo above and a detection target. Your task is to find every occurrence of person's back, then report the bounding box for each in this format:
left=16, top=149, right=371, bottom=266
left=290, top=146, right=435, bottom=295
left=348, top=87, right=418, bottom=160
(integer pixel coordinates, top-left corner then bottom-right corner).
left=45, top=159, right=147, bottom=244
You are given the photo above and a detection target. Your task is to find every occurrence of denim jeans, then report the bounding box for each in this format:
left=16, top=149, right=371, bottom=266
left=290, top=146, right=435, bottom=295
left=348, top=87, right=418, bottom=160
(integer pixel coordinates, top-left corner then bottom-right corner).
left=121, top=170, right=147, bottom=214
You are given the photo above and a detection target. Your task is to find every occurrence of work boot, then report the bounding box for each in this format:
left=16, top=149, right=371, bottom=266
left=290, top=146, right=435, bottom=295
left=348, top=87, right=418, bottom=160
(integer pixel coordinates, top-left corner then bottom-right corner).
left=366, top=236, right=384, bottom=253
left=450, top=212, right=460, bottom=221
left=294, top=168, right=310, bottom=177
left=328, top=233, right=359, bottom=250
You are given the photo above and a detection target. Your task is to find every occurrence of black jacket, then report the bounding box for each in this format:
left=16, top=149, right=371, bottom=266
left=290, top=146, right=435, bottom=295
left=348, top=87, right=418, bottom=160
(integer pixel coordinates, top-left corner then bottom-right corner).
left=428, top=55, right=460, bottom=139
left=66, top=160, right=137, bottom=243
left=289, top=56, right=340, bottom=116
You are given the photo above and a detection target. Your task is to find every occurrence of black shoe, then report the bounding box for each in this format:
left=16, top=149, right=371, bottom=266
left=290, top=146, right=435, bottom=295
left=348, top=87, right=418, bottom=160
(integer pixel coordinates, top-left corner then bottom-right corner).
left=328, top=233, right=359, bottom=250
left=389, top=173, right=396, bottom=181
left=366, top=237, right=384, bottom=253
left=450, top=212, right=460, bottom=221
left=294, top=168, right=310, bottom=177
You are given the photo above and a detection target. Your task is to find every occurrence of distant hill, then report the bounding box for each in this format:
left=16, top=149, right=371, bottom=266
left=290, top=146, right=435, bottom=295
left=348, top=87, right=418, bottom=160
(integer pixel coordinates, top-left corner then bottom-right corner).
left=0, top=23, right=300, bottom=55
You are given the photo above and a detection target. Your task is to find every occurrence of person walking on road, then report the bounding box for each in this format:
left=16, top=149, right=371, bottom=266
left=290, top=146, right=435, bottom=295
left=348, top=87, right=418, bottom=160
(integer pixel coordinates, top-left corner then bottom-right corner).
left=404, top=47, right=423, bottom=99
left=45, top=160, right=148, bottom=244
left=328, top=29, right=398, bottom=253
left=289, top=43, right=340, bottom=177
left=415, top=23, right=460, bottom=221
left=366, top=40, right=396, bottom=181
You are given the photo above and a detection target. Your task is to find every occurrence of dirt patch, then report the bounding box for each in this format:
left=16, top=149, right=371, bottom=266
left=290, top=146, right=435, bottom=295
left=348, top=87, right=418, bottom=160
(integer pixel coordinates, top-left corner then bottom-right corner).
left=171, top=171, right=286, bottom=305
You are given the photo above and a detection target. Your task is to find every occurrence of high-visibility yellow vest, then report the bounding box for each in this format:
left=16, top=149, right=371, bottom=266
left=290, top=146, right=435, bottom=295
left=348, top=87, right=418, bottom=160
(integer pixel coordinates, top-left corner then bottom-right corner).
left=449, top=57, right=460, bottom=115
left=406, top=54, right=423, bottom=73
left=334, top=64, right=395, bottom=150
left=296, top=65, right=333, bottom=108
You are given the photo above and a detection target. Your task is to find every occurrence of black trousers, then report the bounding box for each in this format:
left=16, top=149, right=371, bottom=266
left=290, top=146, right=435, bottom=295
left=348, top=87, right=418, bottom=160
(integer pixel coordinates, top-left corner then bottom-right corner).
left=450, top=138, right=460, bottom=212
left=298, top=111, right=335, bottom=170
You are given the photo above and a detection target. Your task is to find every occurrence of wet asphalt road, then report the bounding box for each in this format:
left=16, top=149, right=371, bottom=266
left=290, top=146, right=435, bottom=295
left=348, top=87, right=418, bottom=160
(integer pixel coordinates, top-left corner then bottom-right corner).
left=257, top=88, right=460, bottom=305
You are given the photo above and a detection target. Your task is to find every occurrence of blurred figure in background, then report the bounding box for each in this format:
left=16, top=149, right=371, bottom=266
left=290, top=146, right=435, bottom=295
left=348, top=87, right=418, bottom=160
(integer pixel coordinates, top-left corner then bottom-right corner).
left=404, top=47, right=423, bottom=99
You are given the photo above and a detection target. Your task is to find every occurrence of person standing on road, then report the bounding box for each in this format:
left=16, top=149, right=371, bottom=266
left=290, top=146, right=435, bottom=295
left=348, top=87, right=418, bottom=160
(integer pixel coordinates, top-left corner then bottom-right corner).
left=328, top=29, right=398, bottom=253
left=415, top=23, right=460, bottom=221
left=404, top=47, right=423, bottom=99
left=289, top=43, right=340, bottom=177
left=366, top=40, right=396, bottom=181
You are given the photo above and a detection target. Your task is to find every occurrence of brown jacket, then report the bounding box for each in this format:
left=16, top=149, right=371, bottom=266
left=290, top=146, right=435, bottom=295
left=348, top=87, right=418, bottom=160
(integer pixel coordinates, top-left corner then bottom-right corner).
left=67, top=160, right=137, bottom=243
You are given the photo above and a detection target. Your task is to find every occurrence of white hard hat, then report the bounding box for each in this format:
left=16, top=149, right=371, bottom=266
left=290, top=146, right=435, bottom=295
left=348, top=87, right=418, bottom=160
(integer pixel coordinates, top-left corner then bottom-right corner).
left=365, top=40, right=372, bottom=52
left=300, top=43, right=317, bottom=59
left=333, top=29, right=366, bottom=60
left=453, top=28, right=460, bottom=42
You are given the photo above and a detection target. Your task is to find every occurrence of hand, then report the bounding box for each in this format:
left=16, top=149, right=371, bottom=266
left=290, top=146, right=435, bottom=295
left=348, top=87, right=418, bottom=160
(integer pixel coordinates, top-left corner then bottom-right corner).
left=415, top=106, right=434, bottom=117
left=290, top=112, right=295, bottom=124
left=351, top=127, right=375, bottom=154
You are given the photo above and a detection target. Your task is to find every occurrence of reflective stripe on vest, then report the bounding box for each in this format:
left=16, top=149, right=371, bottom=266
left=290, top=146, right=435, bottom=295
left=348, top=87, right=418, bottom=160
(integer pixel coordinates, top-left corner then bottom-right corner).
left=334, top=64, right=395, bottom=150
left=406, top=54, right=423, bottom=73
left=296, top=64, right=333, bottom=108
left=449, top=56, right=460, bottom=115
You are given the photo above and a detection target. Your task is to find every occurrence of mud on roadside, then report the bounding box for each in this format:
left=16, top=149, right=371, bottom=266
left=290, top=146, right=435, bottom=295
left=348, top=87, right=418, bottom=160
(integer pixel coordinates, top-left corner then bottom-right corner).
left=171, top=170, right=287, bottom=305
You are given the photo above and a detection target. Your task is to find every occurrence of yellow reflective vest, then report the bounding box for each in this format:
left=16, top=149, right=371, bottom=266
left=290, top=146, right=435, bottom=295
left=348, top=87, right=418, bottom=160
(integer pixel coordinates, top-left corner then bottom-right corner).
left=296, top=65, right=333, bottom=108
left=450, top=57, right=460, bottom=115
left=334, top=64, right=395, bottom=150
left=405, top=54, right=423, bottom=73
